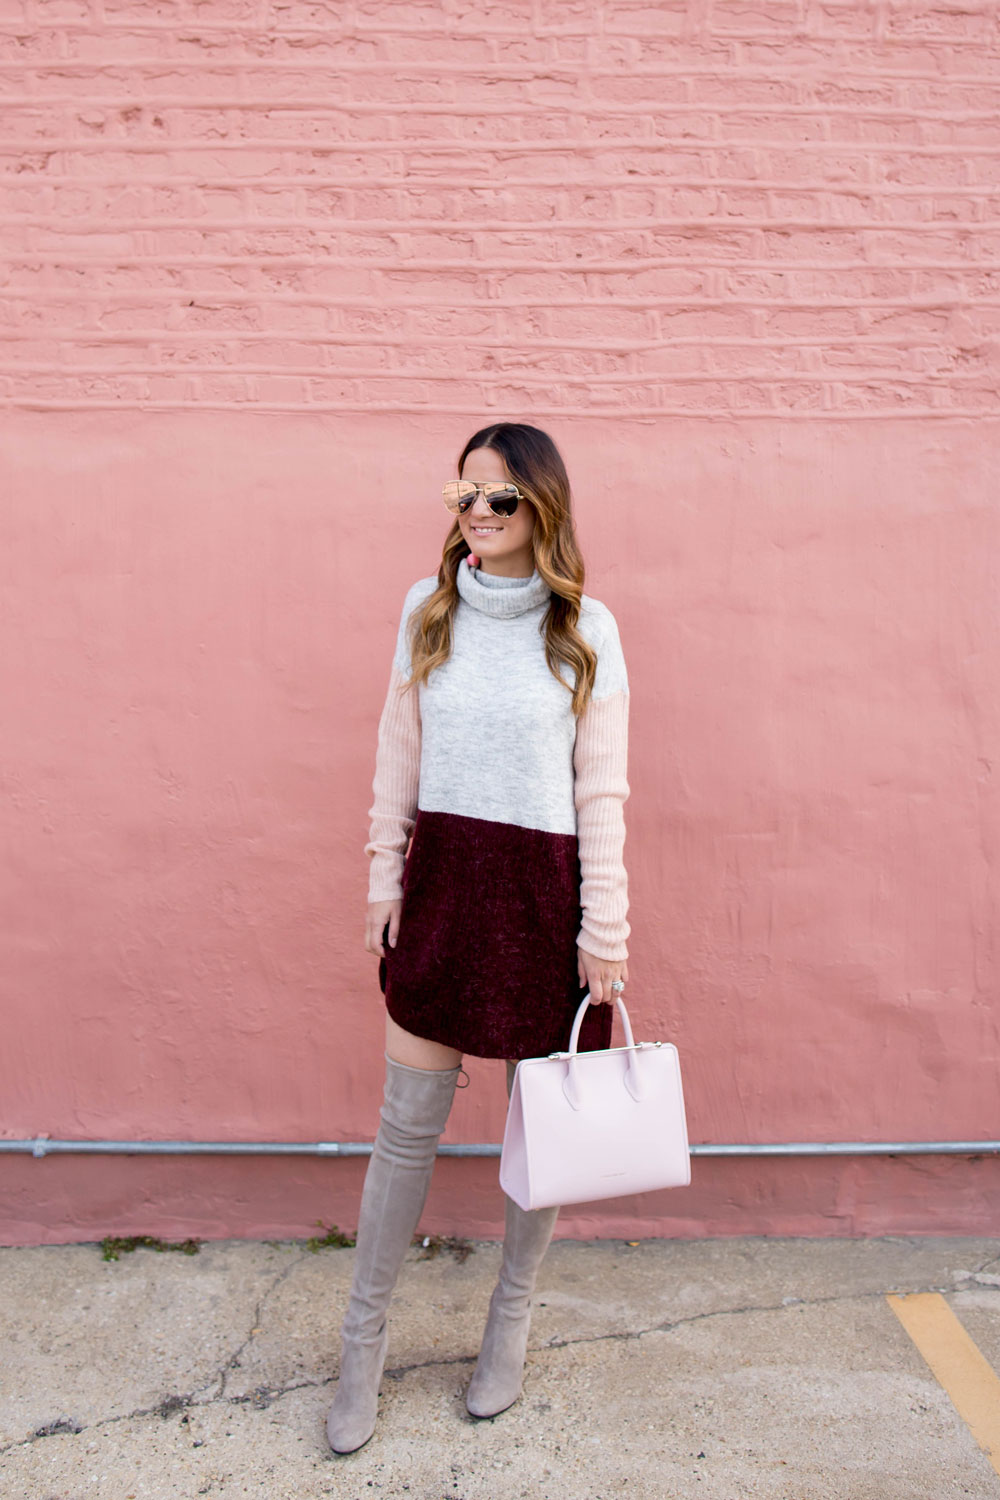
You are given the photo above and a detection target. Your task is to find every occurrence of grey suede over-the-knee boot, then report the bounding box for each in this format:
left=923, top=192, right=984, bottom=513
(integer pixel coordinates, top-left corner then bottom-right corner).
left=325, top=1055, right=460, bottom=1455
left=465, top=1060, right=560, bottom=1419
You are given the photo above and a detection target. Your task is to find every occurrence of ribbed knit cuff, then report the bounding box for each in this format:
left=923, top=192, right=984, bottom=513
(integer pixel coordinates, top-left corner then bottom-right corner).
left=573, top=687, right=631, bottom=961
left=367, top=865, right=405, bottom=905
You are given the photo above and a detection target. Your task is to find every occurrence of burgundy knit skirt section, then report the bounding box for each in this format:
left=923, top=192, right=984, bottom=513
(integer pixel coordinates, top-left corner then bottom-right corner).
left=379, top=808, right=614, bottom=1060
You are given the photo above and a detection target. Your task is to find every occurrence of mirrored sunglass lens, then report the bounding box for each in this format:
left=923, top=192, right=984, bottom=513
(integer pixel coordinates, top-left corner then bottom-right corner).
left=443, top=481, right=477, bottom=510
left=485, top=485, right=519, bottom=515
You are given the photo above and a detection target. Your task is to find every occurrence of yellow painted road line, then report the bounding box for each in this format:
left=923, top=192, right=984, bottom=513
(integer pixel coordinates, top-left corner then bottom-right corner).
left=887, top=1292, right=1000, bottom=1477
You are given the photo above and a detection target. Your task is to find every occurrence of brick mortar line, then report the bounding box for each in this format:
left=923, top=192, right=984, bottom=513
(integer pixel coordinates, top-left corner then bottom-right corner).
left=1, top=22, right=995, bottom=45
left=6, top=256, right=1000, bottom=273
left=5, top=214, right=998, bottom=230
left=3, top=137, right=999, bottom=156
left=4, top=177, right=994, bottom=193
left=0, top=59, right=997, bottom=83
left=4, top=316, right=985, bottom=327
left=2, top=402, right=992, bottom=419
left=5, top=303, right=995, bottom=315
left=2, top=367, right=989, bottom=385
left=6, top=97, right=1000, bottom=118
left=0, top=333, right=977, bottom=354
left=0, top=278, right=994, bottom=297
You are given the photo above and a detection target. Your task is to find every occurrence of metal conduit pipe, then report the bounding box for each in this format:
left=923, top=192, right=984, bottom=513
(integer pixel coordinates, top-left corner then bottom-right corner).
left=2, top=1138, right=999, bottom=1159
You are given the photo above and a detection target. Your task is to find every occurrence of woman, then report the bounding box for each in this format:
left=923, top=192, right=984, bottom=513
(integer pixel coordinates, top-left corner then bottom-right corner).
left=326, top=422, right=631, bottom=1453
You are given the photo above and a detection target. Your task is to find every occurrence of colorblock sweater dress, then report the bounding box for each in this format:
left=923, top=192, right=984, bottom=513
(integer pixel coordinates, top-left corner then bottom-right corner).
left=365, top=559, right=631, bottom=1060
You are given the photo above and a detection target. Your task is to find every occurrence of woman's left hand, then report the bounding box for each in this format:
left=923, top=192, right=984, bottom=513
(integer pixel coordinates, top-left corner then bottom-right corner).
left=577, top=946, right=629, bottom=1003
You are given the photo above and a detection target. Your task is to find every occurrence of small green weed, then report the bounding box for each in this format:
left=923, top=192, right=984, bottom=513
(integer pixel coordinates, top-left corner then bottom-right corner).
left=101, top=1234, right=201, bottom=1262
left=305, top=1221, right=356, bottom=1252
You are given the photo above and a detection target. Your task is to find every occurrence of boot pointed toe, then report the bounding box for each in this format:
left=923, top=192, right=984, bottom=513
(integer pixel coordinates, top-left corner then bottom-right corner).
left=465, top=1371, right=524, bottom=1419
left=326, top=1405, right=377, bottom=1455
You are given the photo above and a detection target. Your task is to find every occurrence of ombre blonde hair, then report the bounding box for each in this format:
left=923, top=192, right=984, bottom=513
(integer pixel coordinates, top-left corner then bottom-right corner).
left=404, top=423, right=598, bottom=717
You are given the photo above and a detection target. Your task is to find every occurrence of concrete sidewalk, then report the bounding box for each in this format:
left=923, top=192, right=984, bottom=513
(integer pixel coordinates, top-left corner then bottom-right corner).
left=1, top=1234, right=998, bottom=1499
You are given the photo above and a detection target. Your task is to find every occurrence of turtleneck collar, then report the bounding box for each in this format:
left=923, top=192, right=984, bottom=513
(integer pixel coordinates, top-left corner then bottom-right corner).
left=455, top=559, right=551, bottom=618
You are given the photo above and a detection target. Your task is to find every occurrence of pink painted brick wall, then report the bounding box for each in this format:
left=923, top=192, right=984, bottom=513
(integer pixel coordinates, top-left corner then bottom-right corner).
left=1, top=1, right=998, bottom=1244
left=2, top=0, right=1000, bottom=417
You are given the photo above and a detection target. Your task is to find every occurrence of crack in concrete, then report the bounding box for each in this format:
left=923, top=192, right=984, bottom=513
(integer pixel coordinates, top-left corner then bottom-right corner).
left=2, top=1272, right=994, bottom=1457
left=0, top=1251, right=313, bottom=1459
left=195, top=1251, right=310, bottom=1406
left=381, top=1277, right=989, bottom=1372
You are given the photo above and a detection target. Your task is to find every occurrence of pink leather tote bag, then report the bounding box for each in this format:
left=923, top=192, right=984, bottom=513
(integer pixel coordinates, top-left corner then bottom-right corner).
left=499, top=992, right=691, bottom=1212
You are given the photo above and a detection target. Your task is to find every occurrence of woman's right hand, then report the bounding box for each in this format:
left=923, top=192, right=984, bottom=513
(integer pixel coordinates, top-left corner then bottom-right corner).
left=366, top=898, right=402, bottom=958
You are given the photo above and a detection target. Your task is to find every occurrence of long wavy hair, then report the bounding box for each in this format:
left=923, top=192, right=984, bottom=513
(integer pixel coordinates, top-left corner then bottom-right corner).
left=404, top=422, right=598, bottom=716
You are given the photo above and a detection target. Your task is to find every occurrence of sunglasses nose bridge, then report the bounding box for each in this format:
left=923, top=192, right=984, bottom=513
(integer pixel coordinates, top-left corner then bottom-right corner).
left=466, top=489, right=498, bottom=518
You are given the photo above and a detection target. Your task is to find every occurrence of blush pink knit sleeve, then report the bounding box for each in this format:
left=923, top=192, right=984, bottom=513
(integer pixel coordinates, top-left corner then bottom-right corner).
left=363, top=580, right=431, bottom=904
left=573, top=608, right=631, bottom=962
left=364, top=664, right=421, bottom=903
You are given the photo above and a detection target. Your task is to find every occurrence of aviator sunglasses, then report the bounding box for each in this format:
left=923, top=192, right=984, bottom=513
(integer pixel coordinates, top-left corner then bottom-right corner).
left=442, top=480, right=525, bottom=518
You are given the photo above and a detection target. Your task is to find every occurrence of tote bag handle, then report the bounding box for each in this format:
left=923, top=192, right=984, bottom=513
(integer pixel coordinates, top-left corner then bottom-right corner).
left=561, top=990, right=644, bottom=1110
